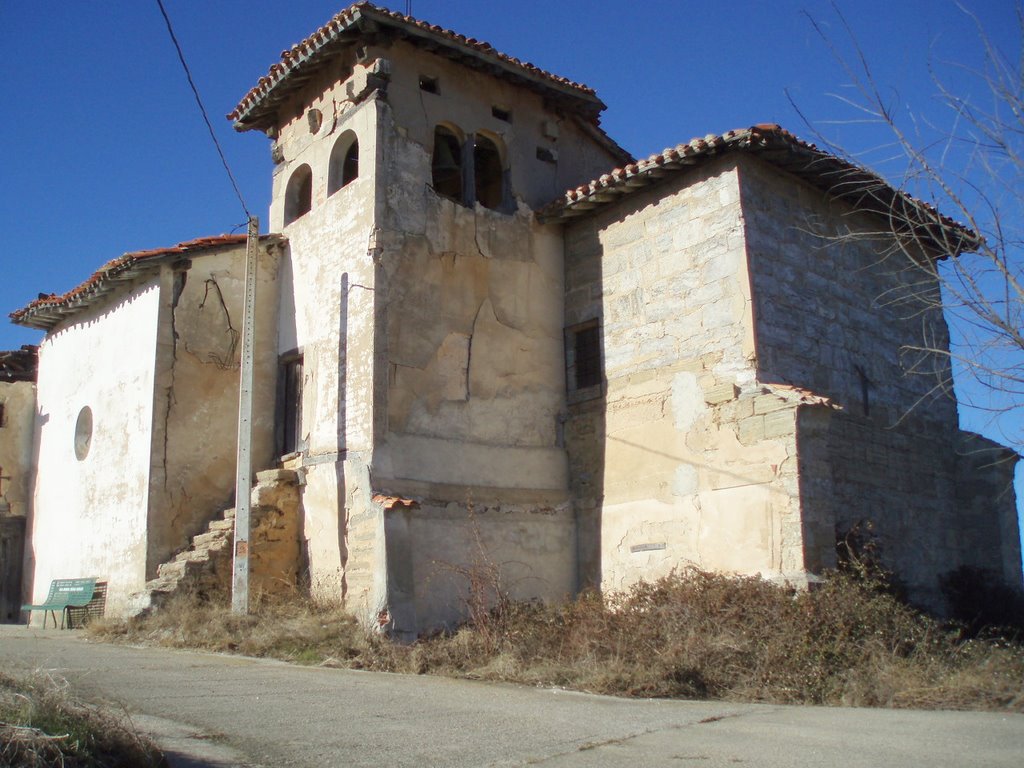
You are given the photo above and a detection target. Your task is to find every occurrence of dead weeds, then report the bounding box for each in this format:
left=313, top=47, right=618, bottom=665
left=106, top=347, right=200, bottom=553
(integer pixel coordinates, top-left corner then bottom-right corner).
left=87, top=570, right=1024, bottom=712
left=0, top=672, right=164, bottom=768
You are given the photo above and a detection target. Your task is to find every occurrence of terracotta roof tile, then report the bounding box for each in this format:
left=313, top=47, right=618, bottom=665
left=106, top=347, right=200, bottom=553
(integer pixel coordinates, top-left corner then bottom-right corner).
left=229, top=2, right=603, bottom=131
left=10, top=234, right=285, bottom=331
left=540, top=124, right=979, bottom=257
left=372, top=493, right=419, bottom=510
left=760, top=383, right=841, bottom=410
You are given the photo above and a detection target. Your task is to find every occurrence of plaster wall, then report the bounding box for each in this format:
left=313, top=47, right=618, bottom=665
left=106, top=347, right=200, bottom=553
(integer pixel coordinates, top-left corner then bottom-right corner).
left=261, top=41, right=636, bottom=623
left=27, top=283, right=161, bottom=616
left=145, top=246, right=281, bottom=573
left=379, top=40, right=621, bottom=210
left=374, top=63, right=587, bottom=491
left=384, top=497, right=576, bottom=634
left=565, top=158, right=810, bottom=593
left=374, top=191, right=569, bottom=491
left=0, top=380, right=36, bottom=518
left=368, top=42, right=619, bottom=624
left=368, top=83, right=581, bottom=626
left=269, top=67, right=382, bottom=605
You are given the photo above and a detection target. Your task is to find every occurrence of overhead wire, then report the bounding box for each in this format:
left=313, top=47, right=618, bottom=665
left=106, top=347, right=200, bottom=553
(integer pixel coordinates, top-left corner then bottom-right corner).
left=154, top=0, right=251, bottom=220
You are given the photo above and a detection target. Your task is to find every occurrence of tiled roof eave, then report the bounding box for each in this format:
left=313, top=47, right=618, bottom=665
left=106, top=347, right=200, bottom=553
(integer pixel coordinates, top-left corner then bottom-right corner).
left=539, top=125, right=980, bottom=257
left=229, top=2, right=604, bottom=132
left=11, top=234, right=286, bottom=332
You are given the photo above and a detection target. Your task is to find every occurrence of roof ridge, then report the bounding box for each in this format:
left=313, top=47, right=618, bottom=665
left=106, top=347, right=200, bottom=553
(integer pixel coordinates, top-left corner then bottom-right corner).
left=229, top=2, right=602, bottom=130
left=539, top=124, right=978, bottom=255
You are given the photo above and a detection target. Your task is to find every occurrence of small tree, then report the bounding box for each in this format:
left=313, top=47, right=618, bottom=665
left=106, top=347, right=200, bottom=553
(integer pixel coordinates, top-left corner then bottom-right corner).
left=794, top=4, right=1024, bottom=453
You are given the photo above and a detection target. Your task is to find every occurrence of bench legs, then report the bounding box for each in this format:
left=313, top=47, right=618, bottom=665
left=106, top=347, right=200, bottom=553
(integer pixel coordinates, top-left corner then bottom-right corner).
left=26, top=610, right=63, bottom=629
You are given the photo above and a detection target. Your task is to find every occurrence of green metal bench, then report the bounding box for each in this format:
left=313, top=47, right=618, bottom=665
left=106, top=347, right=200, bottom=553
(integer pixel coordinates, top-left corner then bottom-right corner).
left=21, top=578, right=100, bottom=629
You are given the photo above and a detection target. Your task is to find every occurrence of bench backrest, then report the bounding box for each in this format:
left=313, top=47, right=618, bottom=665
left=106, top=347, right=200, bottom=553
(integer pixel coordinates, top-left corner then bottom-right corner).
left=47, top=578, right=98, bottom=607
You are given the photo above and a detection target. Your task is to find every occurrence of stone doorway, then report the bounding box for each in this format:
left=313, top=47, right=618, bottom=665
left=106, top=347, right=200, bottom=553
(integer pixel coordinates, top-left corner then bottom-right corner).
left=0, top=515, right=25, bottom=623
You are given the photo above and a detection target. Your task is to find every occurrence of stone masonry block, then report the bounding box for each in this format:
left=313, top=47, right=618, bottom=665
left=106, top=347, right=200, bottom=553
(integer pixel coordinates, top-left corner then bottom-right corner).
left=763, top=409, right=796, bottom=439
left=703, top=381, right=737, bottom=405
left=738, top=416, right=765, bottom=444
left=753, top=395, right=788, bottom=415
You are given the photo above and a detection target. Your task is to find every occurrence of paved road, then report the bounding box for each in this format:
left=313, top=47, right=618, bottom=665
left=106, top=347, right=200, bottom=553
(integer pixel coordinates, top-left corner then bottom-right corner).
left=1, top=625, right=1022, bottom=767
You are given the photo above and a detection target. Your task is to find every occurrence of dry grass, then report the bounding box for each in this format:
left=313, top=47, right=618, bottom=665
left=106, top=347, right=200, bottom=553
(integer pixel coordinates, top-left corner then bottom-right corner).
left=0, top=672, right=164, bottom=768
left=87, top=570, right=1024, bottom=712
left=88, top=592, right=404, bottom=671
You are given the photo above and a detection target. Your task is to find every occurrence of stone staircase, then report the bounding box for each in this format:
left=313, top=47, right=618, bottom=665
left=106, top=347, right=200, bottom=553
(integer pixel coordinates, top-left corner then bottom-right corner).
left=129, top=469, right=301, bottom=616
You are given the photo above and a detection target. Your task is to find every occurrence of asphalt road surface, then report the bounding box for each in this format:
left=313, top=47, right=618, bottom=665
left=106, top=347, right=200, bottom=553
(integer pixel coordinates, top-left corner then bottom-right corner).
left=1, top=624, right=1021, bottom=767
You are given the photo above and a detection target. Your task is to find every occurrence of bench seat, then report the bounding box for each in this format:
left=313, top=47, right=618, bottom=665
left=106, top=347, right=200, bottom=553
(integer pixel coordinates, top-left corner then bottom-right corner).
left=22, top=578, right=100, bottom=629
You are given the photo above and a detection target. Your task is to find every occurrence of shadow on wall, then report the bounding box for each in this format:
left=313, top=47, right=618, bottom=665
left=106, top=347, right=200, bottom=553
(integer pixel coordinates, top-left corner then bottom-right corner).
left=335, top=272, right=350, bottom=600
left=17, top=407, right=47, bottom=622
left=563, top=223, right=606, bottom=591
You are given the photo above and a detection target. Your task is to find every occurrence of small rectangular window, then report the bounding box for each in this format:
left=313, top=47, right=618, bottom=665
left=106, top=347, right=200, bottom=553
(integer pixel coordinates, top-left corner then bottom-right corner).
left=566, top=320, right=602, bottom=393
left=277, top=352, right=304, bottom=456
left=491, top=106, right=512, bottom=122
left=419, top=75, right=439, bottom=94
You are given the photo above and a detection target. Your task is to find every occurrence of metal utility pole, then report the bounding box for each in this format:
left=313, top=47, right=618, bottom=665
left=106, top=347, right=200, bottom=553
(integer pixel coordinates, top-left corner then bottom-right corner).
left=232, top=216, right=259, bottom=614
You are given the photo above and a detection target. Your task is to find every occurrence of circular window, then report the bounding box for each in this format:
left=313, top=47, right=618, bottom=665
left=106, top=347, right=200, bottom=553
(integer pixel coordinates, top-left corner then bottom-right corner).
left=74, top=406, right=93, bottom=461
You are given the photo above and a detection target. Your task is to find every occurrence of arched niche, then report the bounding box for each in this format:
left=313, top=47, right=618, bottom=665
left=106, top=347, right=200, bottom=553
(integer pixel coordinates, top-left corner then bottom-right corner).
left=284, top=164, right=313, bottom=225
left=328, top=131, right=359, bottom=196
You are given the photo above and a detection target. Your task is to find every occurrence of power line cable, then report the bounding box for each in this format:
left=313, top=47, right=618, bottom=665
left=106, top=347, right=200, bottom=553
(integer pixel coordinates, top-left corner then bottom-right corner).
left=155, top=0, right=251, bottom=219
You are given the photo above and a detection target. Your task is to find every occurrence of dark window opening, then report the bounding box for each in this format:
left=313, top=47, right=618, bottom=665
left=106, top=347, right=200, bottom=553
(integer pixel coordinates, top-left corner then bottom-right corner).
left=279, top=354, right=304, bottom=456
left=328, top=133, right=359, bottom=195
left=536, top=146, right=556, bottom=163
left=491, top=106, right=512, bottom=122
left=0, top=402, right=5, bottom=428
left=474, top=135, right=504, bottom=210
left=306, top=108, right=323, bottom=134
left=284, top=164, right=313, bottom=225
left=432, top=126, right=463, bottom=202
left=572, top=323, right=602, bottom=390
left=419, top=75, right=439, bottom=94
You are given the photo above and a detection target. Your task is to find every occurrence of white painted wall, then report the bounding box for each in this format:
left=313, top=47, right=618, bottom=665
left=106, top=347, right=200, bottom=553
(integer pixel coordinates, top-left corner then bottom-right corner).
left=27, top=282, right=161, bottom=617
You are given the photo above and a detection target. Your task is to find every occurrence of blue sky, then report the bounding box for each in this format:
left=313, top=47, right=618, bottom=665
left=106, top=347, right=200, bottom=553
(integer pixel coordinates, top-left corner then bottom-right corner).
left=2, top=1, right=1021, bottom=550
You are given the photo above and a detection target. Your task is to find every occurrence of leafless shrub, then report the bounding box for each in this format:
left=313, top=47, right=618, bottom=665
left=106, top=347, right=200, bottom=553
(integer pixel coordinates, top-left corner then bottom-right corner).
left=793, top=3, right=1024, bottom=450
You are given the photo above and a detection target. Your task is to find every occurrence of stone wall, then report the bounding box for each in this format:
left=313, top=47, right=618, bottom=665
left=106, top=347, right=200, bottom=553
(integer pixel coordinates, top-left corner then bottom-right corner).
left=739, top=156, right=1021, bottom=606
left=739, top=156, right=958, bottom=431
left=564, top=157, right=819, bottom=592
left=954, top=433, right=1022, bottom=590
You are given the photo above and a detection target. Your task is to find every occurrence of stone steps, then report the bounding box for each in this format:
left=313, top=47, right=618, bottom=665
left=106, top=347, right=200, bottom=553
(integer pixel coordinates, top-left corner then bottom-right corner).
left=128, top=471, right=300, bottom=617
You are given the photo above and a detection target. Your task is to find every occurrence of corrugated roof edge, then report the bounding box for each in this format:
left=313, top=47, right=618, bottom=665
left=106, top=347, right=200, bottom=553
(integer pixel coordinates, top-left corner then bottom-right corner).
left=10, top=234, right=286, bottom=331
left=228, top=2, right=605, bottom=132
left=538, top=124, right=980, bottom=257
